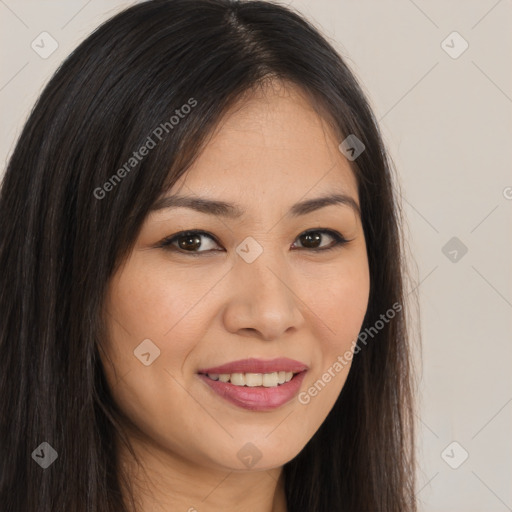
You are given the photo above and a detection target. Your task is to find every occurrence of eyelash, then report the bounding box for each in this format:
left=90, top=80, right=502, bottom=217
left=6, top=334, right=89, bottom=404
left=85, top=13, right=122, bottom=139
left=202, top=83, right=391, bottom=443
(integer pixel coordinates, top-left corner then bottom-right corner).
left=156, top=229, right=350, bottom=255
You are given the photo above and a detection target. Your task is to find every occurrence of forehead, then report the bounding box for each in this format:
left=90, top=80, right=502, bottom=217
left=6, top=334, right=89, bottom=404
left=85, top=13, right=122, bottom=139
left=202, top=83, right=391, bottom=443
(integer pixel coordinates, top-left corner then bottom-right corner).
left=169, top=81, right=358, bottom=204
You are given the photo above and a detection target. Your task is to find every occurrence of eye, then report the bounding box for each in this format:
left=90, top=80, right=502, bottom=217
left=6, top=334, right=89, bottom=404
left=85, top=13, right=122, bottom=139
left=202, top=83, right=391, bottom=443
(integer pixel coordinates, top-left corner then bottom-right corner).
left=157, top=230, right=222, bottom=254
left=157, top=228, right=350, bottom=255
left=291, top=229, right=349, bottom=252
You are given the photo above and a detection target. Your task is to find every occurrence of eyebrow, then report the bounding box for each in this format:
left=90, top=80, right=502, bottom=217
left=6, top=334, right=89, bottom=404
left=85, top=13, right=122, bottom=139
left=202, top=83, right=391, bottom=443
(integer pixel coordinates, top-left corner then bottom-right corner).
left=150, top=192, right=361, bottom=218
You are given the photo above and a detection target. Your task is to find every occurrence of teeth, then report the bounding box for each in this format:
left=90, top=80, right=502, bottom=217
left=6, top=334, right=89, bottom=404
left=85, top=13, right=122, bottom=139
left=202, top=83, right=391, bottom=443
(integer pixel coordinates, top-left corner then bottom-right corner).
left=262, top=372, right=278, bottom=387
left=245, top=373, right=263, bottom=387
left=230, top=373, right=245, bottom=386
left=206, top=371, right=295, bottom=387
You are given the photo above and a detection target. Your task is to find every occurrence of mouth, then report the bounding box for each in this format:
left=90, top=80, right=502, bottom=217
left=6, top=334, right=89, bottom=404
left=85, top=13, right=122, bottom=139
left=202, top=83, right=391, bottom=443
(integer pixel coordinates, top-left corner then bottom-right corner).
left=197, top=358, right=308, bottom=411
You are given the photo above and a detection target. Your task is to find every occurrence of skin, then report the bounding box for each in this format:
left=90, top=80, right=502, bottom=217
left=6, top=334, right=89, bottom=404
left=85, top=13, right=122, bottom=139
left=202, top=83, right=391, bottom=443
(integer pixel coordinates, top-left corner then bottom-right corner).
left=101, top=80, right=370, bottom=512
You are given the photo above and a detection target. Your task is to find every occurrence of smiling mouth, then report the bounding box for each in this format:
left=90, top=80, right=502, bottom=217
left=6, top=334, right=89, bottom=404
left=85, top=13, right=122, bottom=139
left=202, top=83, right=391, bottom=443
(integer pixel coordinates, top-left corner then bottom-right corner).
left=197, top=357, right=308, bottom=389
left=200, top=371, right=298, bottom=387
left=197, top=369, right=308, bottom=411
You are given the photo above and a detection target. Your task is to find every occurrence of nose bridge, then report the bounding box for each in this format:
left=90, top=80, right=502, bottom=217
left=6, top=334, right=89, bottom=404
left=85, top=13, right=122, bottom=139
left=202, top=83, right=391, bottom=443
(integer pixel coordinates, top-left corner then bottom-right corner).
left=243, top=250, right=287, bottom=301
left=236, top=233, right=289, bottom=295
left=225, top=236, right=304, bottom=338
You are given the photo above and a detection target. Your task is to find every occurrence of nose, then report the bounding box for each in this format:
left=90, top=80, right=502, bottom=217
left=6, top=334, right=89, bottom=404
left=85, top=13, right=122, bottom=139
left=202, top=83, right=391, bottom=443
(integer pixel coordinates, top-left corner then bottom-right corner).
left=222, top=248, right=306, bottom=341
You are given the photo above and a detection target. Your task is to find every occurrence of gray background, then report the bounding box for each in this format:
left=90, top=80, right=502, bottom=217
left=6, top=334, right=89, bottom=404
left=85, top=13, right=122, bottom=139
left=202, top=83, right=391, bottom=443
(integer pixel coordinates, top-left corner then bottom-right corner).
left=1, top=1, right=511, bottom=510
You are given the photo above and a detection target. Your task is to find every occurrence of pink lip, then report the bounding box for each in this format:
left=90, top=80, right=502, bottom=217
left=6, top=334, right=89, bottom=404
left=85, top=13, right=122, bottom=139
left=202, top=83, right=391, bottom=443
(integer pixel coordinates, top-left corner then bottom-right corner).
left=198, top=371, right=307, bottom=411
left=198, top=357, right=308, bottom=375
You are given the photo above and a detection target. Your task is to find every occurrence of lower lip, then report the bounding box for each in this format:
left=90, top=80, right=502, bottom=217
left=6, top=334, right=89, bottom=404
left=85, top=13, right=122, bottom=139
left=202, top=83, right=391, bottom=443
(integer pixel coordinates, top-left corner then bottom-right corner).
left=198, top=371, right=307, bottom=411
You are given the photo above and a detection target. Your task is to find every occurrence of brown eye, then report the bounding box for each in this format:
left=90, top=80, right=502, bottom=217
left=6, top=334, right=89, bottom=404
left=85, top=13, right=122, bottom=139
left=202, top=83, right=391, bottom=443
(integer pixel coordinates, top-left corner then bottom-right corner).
left=176, top=233, right=202, bottom=251
left=157, top=228, right=348, bottom=256
left=159, top=231, right=222, bottom=253
left=292, top=229, right=348, bottom=251
left=298, top=232, right=323, bottom=249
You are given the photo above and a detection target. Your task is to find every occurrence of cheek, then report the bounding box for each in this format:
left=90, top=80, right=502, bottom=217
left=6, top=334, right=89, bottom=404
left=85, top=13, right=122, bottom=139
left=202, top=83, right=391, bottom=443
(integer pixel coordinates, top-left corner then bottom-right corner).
left=98, top=261, right=206, bottom=411
left=297, top=255, right=369, bottom=421
left=107, top=263, right=194, bottom=336
left=327, top=274, right=369, bottom=343
left=99, top=262, right=215, bottom=464
left=104, top=256, right=217, bottom=361
left=307, top=254, right=370, bottom=348
left=314, top=286, right=368, bottom=390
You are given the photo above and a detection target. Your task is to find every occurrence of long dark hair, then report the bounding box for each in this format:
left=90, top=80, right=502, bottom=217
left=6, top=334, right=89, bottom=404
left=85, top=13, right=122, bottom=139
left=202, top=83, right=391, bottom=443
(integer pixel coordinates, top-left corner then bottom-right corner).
left=0, top=0, right=417, bottom=510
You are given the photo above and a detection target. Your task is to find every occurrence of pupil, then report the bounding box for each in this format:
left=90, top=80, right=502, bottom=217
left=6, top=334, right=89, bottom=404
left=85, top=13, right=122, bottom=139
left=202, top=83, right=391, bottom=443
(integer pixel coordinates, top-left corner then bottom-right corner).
left=179, top=234, right=201, bottom=250
left=302, top=232, right=320, bottom=248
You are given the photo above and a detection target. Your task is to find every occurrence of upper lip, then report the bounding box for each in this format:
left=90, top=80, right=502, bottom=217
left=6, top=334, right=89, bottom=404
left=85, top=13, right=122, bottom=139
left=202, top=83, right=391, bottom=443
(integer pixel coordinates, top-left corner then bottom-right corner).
left=198, top=357, right=308, bottom=375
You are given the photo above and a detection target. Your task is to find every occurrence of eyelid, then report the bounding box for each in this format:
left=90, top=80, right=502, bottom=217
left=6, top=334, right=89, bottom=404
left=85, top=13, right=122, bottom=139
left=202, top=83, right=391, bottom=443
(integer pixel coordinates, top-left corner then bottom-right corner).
left=156, top=230, right=221, bottom=254
left=291, top=229, right=349, bottom=251
left=156, top=228, right=351, bottom=255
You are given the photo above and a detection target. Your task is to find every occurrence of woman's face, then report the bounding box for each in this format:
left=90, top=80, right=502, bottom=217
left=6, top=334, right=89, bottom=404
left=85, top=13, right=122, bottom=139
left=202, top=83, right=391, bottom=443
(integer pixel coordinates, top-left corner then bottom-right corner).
left=101, top=82, right=370, bottom=472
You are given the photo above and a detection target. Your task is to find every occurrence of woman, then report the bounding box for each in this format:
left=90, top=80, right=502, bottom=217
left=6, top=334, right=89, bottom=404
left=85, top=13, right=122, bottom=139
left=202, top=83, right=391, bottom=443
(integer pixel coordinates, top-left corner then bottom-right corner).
left=0, top=0, right=418, bottom=510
